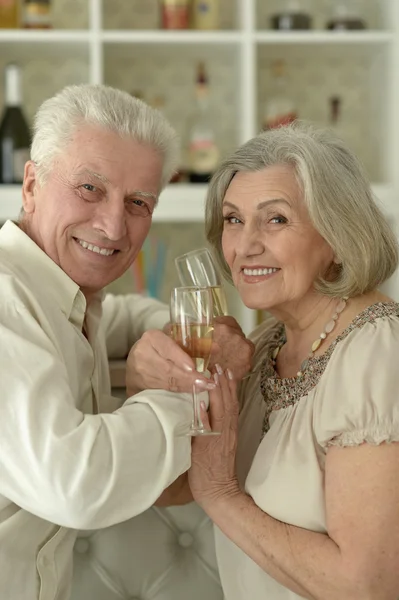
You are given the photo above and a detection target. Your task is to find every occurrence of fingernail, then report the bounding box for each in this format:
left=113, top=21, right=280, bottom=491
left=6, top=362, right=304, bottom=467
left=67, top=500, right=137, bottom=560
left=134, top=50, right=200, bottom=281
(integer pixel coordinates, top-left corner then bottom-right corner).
left=226, top=368, right=234, bottom=380
left=215, top=363, right=223, bottom=375
left=195, top=378, right=216, bottom=390
left=183, top=364, right=194, bottom=372
left=213, top=372, right=219, bottom=384
left=200, top=401, right=207, bottom=412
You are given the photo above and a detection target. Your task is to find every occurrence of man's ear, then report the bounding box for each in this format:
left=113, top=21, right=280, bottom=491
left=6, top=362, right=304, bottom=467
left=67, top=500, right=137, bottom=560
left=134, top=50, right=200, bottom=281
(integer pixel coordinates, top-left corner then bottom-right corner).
left=22, top=160, right=39, bottom=214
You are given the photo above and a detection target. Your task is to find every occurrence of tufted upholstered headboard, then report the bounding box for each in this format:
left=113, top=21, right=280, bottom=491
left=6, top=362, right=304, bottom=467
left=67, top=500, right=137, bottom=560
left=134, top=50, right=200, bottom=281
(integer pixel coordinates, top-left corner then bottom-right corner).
left=71, top=365, right=224, bottom=600
left=71, top=502, right=223, bottom=600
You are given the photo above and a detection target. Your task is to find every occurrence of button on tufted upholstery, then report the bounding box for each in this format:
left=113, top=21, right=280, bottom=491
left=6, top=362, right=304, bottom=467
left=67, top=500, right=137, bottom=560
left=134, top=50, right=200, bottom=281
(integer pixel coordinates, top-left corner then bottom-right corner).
left=178, top=531, right=194, bottom=548
left=71, top=502, right=223, bottom=600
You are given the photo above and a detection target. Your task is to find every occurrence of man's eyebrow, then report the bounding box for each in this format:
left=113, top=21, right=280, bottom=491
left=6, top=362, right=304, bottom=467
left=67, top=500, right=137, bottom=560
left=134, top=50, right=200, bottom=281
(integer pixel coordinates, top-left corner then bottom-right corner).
left=75, top=170, right=159, bottom=205
left=75, top=169, right=110, bottom=184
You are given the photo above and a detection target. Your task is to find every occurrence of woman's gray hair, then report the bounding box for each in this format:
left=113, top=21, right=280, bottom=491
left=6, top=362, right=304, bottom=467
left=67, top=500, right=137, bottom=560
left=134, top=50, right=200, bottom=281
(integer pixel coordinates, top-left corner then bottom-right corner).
left=206, top=121, right=399, bottom=298
left=30, top=83, right=179, bottom=190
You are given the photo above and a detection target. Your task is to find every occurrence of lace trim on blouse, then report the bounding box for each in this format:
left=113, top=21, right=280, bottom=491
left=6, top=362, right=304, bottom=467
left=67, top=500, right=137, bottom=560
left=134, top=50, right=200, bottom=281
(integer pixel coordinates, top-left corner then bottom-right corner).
left=260, top=301, right=399, bottom=438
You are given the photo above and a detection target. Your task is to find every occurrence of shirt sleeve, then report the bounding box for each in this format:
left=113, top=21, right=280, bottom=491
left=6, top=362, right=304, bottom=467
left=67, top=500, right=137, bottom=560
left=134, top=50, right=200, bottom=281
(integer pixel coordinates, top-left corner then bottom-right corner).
left=314, top=315, right=399, bottom=449
left=102, top=293, right=170, bottom=359
left=0, top=300, right=191, bottom=531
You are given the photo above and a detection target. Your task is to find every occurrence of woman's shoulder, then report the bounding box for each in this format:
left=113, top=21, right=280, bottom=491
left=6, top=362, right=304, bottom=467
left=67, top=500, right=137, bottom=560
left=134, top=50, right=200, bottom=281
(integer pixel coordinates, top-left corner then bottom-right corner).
left=333, top=300, right=399, bottom=353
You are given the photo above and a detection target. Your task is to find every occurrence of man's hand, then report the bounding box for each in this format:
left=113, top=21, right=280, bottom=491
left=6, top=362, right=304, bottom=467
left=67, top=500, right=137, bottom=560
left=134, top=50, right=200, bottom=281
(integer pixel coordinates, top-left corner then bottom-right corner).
left=209, top=316, right=254, bottom=380
left=154, top=473, right=194, bottom=507
left=125, top=329, right=216, bottom=396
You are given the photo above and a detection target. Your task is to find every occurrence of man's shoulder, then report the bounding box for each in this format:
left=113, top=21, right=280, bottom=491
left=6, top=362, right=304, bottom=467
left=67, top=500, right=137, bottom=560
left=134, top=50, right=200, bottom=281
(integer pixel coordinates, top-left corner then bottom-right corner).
left=0, top=251, right=42, bottom=311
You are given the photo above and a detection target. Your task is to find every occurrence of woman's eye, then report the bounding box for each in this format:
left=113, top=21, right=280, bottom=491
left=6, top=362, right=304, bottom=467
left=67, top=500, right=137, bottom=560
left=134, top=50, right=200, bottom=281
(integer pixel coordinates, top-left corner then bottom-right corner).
left=223, top=215, right=242, bottom=225
left=270, top=215, right=287, bottom=224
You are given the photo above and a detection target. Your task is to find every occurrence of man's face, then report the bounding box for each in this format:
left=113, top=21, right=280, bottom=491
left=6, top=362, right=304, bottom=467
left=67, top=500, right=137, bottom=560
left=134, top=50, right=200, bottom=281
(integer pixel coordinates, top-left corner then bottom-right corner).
left=22, top=124, right=163, bottom=299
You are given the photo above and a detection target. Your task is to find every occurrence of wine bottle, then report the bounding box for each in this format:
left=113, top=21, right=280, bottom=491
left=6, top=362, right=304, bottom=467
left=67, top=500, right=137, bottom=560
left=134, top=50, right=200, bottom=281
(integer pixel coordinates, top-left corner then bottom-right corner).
left=186, top=62, right=220, bottom=184
left=0, top=64, right=31, bottom=184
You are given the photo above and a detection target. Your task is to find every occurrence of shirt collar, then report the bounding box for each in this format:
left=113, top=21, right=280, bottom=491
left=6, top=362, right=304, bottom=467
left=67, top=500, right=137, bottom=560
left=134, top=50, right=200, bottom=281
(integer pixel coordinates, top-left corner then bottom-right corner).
left=0, top=220, right=92, bottom=324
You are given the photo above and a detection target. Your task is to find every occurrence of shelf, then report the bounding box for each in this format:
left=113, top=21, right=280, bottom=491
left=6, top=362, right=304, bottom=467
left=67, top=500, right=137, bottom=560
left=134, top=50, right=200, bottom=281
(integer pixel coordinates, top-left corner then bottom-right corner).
left=0, top=184, right=207, bottom=223
left=101, top=30, right=242, bottom=44
left=0, top=30, right=91, bottom=43
left=254, top=31, right=393, bottom=44
left=1, top=183, right=396, bottom=223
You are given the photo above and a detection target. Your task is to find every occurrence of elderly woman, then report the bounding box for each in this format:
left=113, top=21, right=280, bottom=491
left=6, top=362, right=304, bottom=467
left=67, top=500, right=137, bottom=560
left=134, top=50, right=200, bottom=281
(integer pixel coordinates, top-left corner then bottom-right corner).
left=187, top=122, right=399, bottom=600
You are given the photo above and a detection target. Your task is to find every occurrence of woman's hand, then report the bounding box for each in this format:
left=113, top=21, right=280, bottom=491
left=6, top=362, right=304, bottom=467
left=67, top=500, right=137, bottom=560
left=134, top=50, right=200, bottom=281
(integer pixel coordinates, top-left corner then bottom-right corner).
left=188, top=365, right=241, bottom=511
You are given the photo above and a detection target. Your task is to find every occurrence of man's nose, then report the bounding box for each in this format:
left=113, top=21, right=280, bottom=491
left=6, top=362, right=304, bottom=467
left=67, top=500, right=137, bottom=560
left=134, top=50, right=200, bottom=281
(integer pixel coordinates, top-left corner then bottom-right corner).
left=93, top=198, right=127, bottom=241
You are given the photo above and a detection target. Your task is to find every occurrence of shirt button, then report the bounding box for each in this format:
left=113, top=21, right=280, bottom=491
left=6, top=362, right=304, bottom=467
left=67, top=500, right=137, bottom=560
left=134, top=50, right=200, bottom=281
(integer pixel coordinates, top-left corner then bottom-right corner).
left=74, top=538, right=90, bottom=554
left=178, top=532, right=194, bottom=548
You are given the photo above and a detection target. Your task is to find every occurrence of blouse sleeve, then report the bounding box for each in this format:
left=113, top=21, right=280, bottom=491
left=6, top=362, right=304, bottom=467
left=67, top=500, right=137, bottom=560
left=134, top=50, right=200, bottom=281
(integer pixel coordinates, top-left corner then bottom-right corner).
left=314, top=315, right=399, bottom=449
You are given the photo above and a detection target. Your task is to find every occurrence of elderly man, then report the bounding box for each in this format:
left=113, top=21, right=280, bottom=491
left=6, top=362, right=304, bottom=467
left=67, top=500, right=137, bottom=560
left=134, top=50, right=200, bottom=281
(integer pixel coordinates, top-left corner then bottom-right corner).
left=0, top=83, right=253, bottom=600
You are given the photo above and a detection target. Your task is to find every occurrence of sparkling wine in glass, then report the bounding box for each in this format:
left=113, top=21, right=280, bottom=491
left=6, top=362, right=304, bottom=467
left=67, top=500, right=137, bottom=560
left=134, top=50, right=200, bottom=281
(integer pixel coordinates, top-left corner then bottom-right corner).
left=175, top=247, right=228, bottom=317
left=170, top=286, right=220, bottom=436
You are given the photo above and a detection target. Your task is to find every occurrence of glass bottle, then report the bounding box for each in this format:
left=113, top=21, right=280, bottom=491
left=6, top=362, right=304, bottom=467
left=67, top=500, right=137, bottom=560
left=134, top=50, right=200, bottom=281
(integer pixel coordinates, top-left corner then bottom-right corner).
left=186, top=62, right=219, bottom=183
left=262, top=60, right=298, bottom=130
left=326, top=0, right=366, bottom=31
left=270, top=0, right=312, bottom=31
left=0, top=0, right=19, bottom=28
left=0, top=64, right=31, bottom=184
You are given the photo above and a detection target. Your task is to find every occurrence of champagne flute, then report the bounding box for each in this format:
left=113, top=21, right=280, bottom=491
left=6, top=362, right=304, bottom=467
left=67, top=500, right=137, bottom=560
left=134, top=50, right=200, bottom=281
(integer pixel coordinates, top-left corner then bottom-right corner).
left=175, top=247, right=228, bottom=317
left=170, top=286, right=220, bottom=436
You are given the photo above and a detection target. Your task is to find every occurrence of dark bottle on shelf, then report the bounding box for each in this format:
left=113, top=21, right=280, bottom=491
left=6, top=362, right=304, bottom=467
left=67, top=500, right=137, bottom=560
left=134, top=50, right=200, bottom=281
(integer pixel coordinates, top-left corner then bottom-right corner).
left=270, top=0, right=312, bottom=31
left=326, top=1, right=366, bottom=30
left=186, top=62, right=219, bottom=184
left=0, top=64, right=31, bottom=185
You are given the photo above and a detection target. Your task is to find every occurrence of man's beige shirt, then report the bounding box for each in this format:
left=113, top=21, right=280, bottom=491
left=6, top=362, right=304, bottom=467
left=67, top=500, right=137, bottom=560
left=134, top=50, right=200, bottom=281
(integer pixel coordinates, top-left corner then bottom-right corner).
left=0, top=220, right=192, bottom=600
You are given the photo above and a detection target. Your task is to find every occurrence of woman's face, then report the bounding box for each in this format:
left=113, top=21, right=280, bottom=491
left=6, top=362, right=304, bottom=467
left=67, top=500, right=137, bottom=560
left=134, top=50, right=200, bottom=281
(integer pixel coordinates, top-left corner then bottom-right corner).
left=221, top=164, right=334, bottom=313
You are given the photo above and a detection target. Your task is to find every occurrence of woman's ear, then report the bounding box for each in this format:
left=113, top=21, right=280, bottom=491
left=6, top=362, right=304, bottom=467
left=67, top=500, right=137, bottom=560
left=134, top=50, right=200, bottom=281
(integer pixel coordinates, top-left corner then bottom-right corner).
left=333, top=256, right=342, bottom=265
left=22, top=161, right=38, bottom=214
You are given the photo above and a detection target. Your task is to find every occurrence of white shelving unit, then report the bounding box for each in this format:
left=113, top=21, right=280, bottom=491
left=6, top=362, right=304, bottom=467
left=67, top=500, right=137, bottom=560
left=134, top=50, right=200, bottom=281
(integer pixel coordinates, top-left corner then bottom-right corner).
left=1, top=0, right=398, bottom=332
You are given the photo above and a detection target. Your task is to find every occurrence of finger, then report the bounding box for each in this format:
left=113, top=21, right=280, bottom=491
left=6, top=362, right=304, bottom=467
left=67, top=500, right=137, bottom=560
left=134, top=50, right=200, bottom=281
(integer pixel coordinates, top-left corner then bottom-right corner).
left=149, top=330, right=195, bottom=371
left=226, top=369, right=239, bottom=419
left=207, top=372, right=225, bottom=429
left=165, top=363, right=216, bottom=394
left=215, top=365, right=238, bottom=419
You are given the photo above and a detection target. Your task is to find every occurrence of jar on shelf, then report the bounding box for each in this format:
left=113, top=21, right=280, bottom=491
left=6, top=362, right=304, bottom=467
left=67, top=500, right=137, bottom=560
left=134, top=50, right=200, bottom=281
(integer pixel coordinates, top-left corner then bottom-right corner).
left=0, top=0, right=19, bottom=28
left=23, top=0, right=52, bottom=29
left=262, top=60, right=298, bottom=130
left=270, top=0, right=313, bottom=31
left=325, top=0, right=366, bottom=31
left=191, top=0, right=220, bottom=30
left=159, top=0, right=190, bottom=30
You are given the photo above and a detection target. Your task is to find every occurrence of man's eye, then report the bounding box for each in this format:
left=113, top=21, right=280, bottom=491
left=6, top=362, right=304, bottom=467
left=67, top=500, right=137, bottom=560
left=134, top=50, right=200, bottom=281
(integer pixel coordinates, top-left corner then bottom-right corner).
left=82, top=184, right=97, bottom=192
left=126, top=198, right=152, bottom=217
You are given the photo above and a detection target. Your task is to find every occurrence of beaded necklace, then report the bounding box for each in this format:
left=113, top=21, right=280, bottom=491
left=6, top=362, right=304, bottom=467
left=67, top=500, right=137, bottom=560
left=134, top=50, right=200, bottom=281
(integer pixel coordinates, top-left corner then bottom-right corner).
left=271, top=297, right=349, bottom=378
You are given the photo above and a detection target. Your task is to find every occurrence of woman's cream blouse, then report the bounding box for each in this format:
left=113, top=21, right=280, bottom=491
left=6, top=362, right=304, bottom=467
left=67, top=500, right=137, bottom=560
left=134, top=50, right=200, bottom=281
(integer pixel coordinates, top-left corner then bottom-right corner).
left=214, top=302, right=399, bottom=600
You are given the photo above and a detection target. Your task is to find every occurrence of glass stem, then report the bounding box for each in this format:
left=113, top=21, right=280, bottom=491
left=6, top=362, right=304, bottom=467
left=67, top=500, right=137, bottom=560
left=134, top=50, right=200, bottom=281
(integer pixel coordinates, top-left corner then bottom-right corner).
left=191, top=381, right=204, bottom=432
